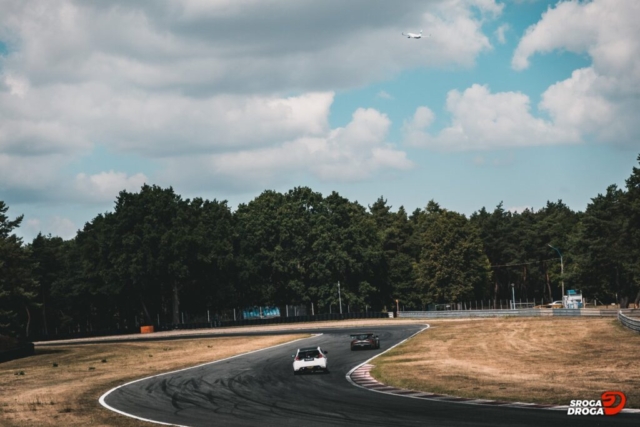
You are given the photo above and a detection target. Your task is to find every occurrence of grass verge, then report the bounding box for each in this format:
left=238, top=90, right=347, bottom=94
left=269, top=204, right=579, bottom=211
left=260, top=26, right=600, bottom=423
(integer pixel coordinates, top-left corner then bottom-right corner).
left=0, top=334, right=309, bottom=426
left=371, top=317, right=640, bottom=408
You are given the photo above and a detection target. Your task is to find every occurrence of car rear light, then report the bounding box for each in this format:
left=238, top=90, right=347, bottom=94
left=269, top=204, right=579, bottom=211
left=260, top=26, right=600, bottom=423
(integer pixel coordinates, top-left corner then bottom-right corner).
left=295, top=356, right=301, bottom=361
left=316, top=354, right=324, bottom=358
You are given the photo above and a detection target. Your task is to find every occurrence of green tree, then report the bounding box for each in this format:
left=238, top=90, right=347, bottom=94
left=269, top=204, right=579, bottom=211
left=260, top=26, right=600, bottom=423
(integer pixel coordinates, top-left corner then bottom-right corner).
left=108, top=185, right=228, bottom=325
left=622, top=155, right=640, bottom=306
left=415, top=205, right=491, bottom=306
left=0, top=202, right=37, bottom=338
left=235, top=188, right=383, bottom=313
left=169, top=197, right=236, bottom=315
left=108, top=186, right=173, bottom=324
left=319, top=191, right=382, bottom=311
left=568, top=160, right=640, bottom=307
left=535, top=201, right=580, bottom=302
left=470, top=204, right=515, bottom=304
left=235, top=190, right=287, bottom=307
left=471, top=201, right=579, bottom=305
left=369, top=198, right=417, bottom=309
left=72, top=214, right=118, bottom=329
left=29, top=233, right=65, bottom=336
left=568, top=186, right=630, bottom=305
left=48, top=188, right=236, bottom=332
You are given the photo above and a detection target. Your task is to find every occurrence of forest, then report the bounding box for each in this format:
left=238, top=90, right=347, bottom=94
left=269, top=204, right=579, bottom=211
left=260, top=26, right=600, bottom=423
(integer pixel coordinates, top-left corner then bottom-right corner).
left=1, top=156, right=640, bottom=340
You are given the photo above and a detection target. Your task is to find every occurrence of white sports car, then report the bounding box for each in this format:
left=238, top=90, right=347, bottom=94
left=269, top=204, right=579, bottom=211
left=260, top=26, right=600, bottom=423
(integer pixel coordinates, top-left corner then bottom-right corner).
left=292, top=346, right=329, bottom=375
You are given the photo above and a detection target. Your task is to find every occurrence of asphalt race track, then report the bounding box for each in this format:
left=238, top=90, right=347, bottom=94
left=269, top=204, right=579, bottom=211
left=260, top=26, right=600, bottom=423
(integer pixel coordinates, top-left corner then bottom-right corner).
left=101, top=324, right=638, bottom=426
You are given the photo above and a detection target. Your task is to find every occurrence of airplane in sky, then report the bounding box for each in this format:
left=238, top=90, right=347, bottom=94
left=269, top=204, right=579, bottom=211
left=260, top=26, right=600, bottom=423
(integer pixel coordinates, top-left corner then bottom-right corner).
left=402, top=29, right=424, bottom=39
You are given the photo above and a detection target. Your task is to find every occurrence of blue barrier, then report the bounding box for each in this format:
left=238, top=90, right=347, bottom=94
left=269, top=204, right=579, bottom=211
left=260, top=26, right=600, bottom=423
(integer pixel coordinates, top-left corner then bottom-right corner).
left=242, top=306, right=281, bottom=320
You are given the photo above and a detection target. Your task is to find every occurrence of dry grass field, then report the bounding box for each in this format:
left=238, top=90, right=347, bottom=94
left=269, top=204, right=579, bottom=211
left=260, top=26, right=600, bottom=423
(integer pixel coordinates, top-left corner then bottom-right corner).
left=372, top=317, right=640, bottom=408
left=0, top=334, right=309, bottom=427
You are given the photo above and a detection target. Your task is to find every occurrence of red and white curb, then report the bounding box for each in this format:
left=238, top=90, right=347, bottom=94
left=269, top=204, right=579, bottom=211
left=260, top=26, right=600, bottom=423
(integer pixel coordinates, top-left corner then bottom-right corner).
left=346, top=326, right=640, bottom=414
left=349, top=364, right=566, bottom=411
left=350, top=364, right=640, bottom=414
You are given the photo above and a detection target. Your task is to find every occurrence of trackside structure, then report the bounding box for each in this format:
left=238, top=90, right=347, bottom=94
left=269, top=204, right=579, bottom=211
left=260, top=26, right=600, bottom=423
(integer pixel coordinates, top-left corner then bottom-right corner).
left=563, top=289, right=584, bottom=309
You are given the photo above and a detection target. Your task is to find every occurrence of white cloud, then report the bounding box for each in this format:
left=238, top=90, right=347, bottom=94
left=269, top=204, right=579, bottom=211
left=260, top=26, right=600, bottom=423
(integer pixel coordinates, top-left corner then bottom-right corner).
left=24, top=219, right=41, bottom=237
left=403, top=84, right=578, bottom=150
left=512, top=1, right=597, bottom=72
left=0, top=153, right=72, bottom=202
left=75, top=171, right=149, bottom=203
left=495, top=24, right=509, bottom=44
left=376, top=90, right=393, bottom=100
left=162, top=108, right=413, bottom=189
left=512, top=0, right=640, bottom=146
left=23, top=216, right=77, bottom=240
left=540, top=67, right=614, bottom=132
left=0, top=83, right=333, bottom=201
left=406, top=1, right=640, bottom=152
left=403, top=106, right=436, bottom=147
left=473, top=153, right=514, bottom=167
left=1, top=0, right=499, bottom=94
left=48, top=216, right=78, bottom=240
left=4, top=75, right=29, bottom=97
left=0, top=0, right=502, bottom=205
left=473, top=155, right=485, bottom=165
left=0, top=78, right=334, bottom=157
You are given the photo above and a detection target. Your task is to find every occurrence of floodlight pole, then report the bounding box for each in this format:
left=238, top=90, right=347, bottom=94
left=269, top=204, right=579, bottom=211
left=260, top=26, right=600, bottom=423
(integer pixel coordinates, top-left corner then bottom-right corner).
left=338, top=281, right=343, bottom=314
left=511, top=283, right=515, bottom=310
left=548, top=244, right=564, bottom=299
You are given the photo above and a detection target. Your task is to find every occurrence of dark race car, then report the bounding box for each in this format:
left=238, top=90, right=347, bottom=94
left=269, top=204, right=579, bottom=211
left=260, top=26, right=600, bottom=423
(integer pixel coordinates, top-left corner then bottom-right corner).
left=350, top=333, right=380, bottom=351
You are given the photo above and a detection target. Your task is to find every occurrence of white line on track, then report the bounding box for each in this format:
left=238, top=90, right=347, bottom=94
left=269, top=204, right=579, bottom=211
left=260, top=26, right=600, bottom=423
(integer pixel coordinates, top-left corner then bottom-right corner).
left=98, top=333, right=323, bottom=426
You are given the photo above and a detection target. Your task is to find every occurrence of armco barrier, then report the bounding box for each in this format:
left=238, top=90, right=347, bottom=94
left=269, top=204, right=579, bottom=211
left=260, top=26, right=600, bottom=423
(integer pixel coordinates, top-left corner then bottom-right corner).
left=400, top=309, right=542, bottom=318
left=618, top=311, right=640, bottom=333
left=398, top=308, right=638, bottom=319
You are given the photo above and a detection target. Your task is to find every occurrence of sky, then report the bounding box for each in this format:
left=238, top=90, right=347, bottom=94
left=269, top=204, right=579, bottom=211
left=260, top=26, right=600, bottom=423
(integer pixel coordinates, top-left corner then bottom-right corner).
left=1, top=0, right=639, bottom=242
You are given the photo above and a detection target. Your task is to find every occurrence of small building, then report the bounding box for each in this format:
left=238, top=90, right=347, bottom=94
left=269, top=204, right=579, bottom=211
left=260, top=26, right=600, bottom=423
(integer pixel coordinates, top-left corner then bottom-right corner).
left=563, top=289, right=584, bottom=309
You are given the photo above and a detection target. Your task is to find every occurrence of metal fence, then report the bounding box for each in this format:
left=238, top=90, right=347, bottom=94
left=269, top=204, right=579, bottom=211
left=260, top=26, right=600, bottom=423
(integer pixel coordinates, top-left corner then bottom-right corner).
left=398, top=308, right=640, bottom=319
left=618, top=311, right=640, bottom=333
left=415, top=300, right=618, bottom=312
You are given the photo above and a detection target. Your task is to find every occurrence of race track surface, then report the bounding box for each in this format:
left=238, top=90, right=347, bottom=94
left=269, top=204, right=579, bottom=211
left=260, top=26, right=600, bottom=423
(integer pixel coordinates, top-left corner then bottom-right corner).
left=102, top=324, right=637, bottom=426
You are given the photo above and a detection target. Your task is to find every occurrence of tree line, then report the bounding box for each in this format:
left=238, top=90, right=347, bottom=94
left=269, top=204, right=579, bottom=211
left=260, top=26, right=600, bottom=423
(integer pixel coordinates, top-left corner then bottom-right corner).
left=2, top=156, right=640, bottom=339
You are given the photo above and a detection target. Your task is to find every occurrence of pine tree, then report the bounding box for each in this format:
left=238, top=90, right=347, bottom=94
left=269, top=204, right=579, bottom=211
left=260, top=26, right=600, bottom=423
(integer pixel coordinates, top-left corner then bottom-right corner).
left=0, top=202, right=37, bottom=338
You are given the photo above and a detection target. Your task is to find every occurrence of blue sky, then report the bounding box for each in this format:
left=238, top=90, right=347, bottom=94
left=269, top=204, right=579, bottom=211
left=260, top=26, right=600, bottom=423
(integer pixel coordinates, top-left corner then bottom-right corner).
left=1, top=0, right=639, bottom=241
